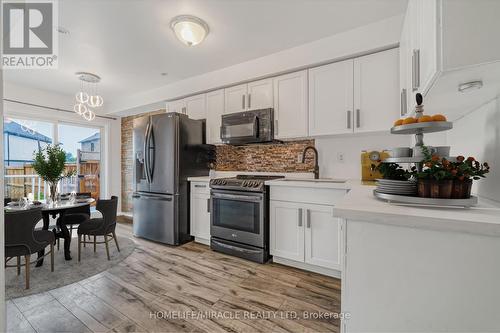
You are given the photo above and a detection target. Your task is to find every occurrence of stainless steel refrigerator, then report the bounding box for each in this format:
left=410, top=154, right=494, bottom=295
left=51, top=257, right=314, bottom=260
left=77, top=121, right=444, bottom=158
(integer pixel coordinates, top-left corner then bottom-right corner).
left=132, top=112, right=211, bottom=245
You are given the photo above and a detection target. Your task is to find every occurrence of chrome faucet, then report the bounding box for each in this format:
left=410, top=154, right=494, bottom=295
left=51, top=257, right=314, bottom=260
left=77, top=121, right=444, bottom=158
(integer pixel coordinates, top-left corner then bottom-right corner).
left=301, top=146, right=319, bottom=179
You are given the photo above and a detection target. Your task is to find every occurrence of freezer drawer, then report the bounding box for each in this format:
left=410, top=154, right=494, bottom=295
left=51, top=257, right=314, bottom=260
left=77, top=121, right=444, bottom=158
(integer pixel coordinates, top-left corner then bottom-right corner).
left=132, top=192, right=178, bottom=244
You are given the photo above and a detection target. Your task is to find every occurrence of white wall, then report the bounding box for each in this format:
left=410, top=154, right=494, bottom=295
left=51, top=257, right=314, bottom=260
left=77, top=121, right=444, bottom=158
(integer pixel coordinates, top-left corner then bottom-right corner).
left=447, top=98, right=500, bottom=202
left=316, top=133, right=411, bottom=179
left=2, top=85, right=122, bottom=207
left=109, top=15, right=404, bottom=115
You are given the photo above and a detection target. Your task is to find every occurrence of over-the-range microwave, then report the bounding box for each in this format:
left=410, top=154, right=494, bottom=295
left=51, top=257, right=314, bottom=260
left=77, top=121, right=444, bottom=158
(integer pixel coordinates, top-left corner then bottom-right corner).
left=220, top=108, right=274, bottom=145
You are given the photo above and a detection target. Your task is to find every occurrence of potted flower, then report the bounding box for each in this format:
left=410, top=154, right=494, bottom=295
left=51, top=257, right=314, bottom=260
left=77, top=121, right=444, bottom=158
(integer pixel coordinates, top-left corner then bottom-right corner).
left=413, top=146, right=454, bottom=198
left=450, top=156, right=490, bottom=199
left=414, top=146, right=490, bottom=199
left=32, top=144, right=75, bottom=203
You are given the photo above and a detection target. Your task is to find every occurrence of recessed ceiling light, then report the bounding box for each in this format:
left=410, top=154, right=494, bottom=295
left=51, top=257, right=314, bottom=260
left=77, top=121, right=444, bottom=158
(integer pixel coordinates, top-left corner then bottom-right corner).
left=170, top=15, right=209, bottom=47
left=160, top=72, right=168, bottom=76
left=55, top=26, right=70, bottom=35
left=458, top=80, right=483, bottom=93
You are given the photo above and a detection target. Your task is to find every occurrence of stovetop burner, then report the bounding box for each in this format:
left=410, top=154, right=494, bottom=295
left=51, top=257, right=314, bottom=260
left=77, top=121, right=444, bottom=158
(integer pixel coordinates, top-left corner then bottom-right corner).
left=209, top=174, right=284, bottom=192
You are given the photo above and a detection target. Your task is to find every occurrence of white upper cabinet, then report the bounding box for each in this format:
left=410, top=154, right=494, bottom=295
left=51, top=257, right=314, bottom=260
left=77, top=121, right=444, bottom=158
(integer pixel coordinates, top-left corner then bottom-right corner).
left=353, top=48, right=400, bottom=133
left=308, top=59, right=354, bottom=136
left=273, top=70, right=308, bottom=139
left=224, top=84, right=247, bottom=114
left=206, top=89, right=224, bottom=144
left=247, top=78, right=273, bottom=110
left=399, top=10, right=411, bottom=116
left=184, top=94, right=206, bottom=120
left=401, top=0, right=500, bottom=120
left=166, top=99, right=187, bottom=114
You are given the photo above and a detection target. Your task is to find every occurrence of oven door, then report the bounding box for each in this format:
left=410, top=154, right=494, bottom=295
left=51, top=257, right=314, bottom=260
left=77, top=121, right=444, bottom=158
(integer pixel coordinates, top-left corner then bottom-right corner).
left=210, top=190, right=264, bottom=248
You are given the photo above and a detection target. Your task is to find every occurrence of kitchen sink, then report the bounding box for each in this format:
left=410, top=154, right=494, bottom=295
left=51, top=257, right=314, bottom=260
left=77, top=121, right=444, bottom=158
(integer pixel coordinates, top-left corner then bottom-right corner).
left=280, top=178, right=347, bottom=183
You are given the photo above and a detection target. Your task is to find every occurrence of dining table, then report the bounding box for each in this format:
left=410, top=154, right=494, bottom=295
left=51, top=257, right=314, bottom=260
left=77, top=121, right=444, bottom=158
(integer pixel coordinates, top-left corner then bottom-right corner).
left=5, top=198, right=95, bottom=266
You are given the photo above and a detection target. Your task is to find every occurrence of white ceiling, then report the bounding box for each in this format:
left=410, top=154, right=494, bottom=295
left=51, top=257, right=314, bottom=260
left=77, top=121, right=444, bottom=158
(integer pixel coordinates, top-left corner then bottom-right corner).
left=4, top=0, right=407, bottom=112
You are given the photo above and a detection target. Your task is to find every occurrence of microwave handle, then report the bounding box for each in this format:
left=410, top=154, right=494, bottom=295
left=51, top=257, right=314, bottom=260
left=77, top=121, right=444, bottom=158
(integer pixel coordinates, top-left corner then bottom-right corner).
left=253, top=116, right=259, bottom=138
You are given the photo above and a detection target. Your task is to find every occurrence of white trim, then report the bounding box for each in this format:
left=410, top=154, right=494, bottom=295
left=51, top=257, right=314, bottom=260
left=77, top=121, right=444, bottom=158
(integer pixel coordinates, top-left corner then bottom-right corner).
left=194, top=237, right=210, bottom=246
left=272, top=256, right=341, bottom=279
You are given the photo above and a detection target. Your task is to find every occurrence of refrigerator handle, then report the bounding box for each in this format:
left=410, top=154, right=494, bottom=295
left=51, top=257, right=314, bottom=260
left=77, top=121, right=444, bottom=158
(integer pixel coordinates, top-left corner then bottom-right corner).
left=149, top=126, right=155, bottom=182
left=144, top=122, right=151, bottom=183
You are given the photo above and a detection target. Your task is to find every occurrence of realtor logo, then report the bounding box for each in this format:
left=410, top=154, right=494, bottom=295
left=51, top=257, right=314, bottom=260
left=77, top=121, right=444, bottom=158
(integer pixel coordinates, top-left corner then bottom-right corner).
left=2, top=0, right=58, bottom=69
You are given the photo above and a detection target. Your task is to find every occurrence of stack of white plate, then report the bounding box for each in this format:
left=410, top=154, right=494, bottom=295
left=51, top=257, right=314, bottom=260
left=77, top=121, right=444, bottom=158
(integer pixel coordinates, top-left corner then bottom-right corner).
left=376, top=179, right=417, bottom=196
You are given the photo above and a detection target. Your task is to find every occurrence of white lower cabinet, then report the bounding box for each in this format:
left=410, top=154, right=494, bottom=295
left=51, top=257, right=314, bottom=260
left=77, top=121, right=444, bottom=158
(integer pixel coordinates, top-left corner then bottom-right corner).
left=270, top=188, right=345, bottom=276
left=190, top=182, right=210, bottom=245
left=270, top=201, right=304, bottom=262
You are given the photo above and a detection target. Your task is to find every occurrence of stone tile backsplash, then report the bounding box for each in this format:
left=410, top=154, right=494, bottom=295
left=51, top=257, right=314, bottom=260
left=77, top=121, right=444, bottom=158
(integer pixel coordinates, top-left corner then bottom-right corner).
left=215, top=140, right=315, bottom=172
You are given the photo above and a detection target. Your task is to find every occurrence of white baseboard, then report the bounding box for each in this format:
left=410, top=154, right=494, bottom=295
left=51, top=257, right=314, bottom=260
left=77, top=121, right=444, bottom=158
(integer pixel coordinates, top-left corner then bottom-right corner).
left=272, top=256, right=341, bottom=279
left=194, top=237, right=210, bottom=246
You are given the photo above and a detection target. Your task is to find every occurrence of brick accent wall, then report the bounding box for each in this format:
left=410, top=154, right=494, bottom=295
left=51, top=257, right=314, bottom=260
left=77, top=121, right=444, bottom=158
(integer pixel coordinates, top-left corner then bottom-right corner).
left=215, top=140, right=315, bottom=173
left=121, top=110, right=164, bottom=212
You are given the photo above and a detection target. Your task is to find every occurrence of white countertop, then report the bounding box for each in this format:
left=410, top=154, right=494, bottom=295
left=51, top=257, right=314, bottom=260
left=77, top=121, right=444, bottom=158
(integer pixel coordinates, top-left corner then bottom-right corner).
left=265, top=178, right=361, bottom=190
left=187, top=176, right=211, bottom=182
left=334, top=185, right=500, bottom=236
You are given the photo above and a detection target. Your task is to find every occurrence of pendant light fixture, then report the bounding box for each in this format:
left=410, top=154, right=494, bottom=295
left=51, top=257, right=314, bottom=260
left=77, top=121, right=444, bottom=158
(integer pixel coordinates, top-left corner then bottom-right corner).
left=73, top=72, right=103, bottom=121
left=170, top=15, right=209, bottom=46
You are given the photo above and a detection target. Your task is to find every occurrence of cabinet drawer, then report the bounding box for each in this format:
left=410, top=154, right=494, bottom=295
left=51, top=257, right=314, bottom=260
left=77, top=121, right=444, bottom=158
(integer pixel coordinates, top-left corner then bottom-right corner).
left=270, top=186, right=347, bottom=206
left=190, top=181, right=210, bottom=194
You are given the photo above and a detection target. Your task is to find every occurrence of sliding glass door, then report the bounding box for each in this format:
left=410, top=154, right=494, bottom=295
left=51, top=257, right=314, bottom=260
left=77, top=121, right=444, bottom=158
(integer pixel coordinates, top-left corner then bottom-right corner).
left=3, top=117, right=102, bottom=202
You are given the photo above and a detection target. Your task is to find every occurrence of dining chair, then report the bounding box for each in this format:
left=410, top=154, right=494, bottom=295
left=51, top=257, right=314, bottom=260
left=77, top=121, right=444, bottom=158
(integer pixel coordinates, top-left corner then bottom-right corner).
left=78, top=196, right=119, bottom=261
left=57, top=193, right=91, bottom=248
left=4, top=208, right=55, bottom=289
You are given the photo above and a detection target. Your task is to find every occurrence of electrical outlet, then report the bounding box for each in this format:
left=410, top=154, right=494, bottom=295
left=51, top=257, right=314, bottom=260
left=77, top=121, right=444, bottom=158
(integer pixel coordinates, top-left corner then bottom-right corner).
left=297, top=153, right=303, bottom=163
left=337, top=152, right=345, bottom=162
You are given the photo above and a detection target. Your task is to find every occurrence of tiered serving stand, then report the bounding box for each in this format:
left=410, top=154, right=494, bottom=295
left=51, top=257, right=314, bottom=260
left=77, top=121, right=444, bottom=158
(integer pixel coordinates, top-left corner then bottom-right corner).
left=373, top=96, right=478, bottom=208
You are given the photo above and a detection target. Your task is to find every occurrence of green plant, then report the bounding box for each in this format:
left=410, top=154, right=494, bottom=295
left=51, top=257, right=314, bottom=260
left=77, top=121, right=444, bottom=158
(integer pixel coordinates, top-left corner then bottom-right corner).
left=376, top=163, right=411, bottom=181
left=414, top=146, right=490, bottom=181
left=32, top=144, right=74, bottom=183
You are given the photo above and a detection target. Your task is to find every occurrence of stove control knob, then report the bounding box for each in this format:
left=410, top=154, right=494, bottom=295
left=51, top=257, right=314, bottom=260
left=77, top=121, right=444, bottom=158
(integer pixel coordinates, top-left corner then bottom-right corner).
left=242, top=181, right=247, bottom=187
left=222, top=180, right=227, bottom=185
left=254, top=182, right=260, bottom=187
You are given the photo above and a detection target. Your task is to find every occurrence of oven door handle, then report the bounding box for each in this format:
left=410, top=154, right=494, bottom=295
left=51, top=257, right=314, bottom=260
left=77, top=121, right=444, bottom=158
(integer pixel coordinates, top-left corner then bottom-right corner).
left=212, top=239, right=262, bottom=254
left=211, top=193, right=262, bottom=201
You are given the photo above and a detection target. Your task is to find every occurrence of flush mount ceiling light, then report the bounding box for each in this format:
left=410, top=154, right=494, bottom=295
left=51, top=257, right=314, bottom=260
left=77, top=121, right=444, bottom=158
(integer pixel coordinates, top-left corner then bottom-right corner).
left=170, top=15, right=209, bottom=46
left=73, top=72, right=103, bottom=121
left=458, top=80, right=483, bottom=93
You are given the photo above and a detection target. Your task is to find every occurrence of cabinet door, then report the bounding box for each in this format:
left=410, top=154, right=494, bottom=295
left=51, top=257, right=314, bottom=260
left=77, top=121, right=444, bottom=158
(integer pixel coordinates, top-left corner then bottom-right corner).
left=166, top=99, right=187, bottom=114
left=247, top=78, right=273, bottom=110
left=190, top=193, right=211, bottom=241
left=270, top=201, right=304, bottom=262
left=418, top=0, right=438, bottom=94
left=224, top=84, right=247, bottom=114
left=185, top=94, right=206, bottom=120
left=304, top=204, right=342, bottom=270
left=206, top=89, right=224, bottom=144
left=308, top=60, right=354, bottom=136
left=273, top=70, right=308, bottom=139
left=353, top=48, right=400, bottom=133
left=399, top=10, right=411, bottom=117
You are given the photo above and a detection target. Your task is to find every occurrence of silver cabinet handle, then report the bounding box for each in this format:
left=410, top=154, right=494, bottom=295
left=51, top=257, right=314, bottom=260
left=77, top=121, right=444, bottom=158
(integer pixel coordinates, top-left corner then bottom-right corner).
left=248, top=93, right=251, bottom=109
left=298, top=208, right=303, bottom=227
left=194, top=184, right=206, bottom=188
left=347, top=110, right=352, bottom=129
left=412, top=49, right=419, bottom=91
left=207, top=198, right=211, bottom=213
left=274, top=119, right=278, bottom=136
left=242, top=94, right=245, bottom=109
left=306, top=209, right=311, bottom=228
left=401, top=88, right=407, bottom=116
left=415, top=49, right=420, bottom=89
left=356, top=109, right=361, bottom=128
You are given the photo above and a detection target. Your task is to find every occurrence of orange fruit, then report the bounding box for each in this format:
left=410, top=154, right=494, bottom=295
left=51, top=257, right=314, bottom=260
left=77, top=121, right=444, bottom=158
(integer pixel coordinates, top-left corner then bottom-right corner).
left=432, top=114, right=447, bottom=122
left=402, top=117, right=417, bottom=125
left=417, top=115, right=433, bottom=123
left=394, top=119, right=404, bottom=126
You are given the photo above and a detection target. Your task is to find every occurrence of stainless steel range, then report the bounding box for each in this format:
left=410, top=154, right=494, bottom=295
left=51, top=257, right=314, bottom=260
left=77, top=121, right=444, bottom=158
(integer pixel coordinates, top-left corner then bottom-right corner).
left=209, top=175, right=284, bottom=263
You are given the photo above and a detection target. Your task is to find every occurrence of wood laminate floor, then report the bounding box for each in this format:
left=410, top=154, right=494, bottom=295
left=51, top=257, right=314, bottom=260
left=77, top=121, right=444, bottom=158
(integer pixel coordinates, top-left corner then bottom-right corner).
left=7, top=223, right=341, bottom=333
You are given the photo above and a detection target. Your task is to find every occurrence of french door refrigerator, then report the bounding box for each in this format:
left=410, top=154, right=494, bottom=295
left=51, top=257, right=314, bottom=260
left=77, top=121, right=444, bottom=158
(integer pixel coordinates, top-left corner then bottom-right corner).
left=132, top=112, right=210, bottom=245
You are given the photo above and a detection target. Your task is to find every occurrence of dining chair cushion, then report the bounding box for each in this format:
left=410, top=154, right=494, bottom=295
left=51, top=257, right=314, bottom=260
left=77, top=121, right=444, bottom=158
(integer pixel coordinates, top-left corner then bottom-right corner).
left=77, top=218, right=104, bottom=236
left=5, top=229, right=54, bottom=257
